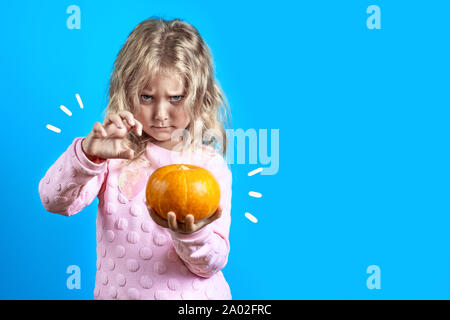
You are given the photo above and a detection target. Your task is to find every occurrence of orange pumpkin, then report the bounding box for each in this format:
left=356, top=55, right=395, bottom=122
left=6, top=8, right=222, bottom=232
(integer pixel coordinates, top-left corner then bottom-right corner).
left=145, top=164, right=220, bottom=222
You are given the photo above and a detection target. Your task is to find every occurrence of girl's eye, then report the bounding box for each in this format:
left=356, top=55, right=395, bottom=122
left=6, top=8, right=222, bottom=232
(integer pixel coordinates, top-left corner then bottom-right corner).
left=141, top=94, right=152, bottom=102
left=170, top=95, right=183, bottom=102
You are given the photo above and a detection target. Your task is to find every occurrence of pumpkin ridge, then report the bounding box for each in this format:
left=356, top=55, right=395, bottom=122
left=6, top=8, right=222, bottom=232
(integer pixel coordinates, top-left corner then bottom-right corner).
left=158, top=168, right=174, bottom=219
left=182, top=169, right=188, bottom=221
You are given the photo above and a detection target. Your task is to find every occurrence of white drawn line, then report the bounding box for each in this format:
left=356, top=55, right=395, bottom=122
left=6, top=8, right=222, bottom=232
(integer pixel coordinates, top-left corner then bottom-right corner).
left=248, top=168, right=263, bottom=176
left=75, top=93, right=83, bottom=109
left=60, top=105, right=72, bottom=116
left=249, top=191, right=262, bottom=198
left=245, top=212, right=258, bottom=223
left=46, top=124, right=61, bottom=133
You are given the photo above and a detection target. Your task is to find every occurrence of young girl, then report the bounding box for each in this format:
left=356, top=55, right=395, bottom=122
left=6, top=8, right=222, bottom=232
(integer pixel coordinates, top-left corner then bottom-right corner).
left=38, top=17, right=232, bottom=300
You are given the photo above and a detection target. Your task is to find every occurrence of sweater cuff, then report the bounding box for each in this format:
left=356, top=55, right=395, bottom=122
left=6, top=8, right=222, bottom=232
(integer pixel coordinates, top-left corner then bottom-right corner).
left=74, top=137, right=107, bottom=172
left=168, top=224, right=213, bottom=243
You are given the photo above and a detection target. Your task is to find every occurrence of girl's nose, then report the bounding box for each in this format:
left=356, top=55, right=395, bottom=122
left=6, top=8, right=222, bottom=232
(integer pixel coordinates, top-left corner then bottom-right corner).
left=154, top=104, right=169, bottom=122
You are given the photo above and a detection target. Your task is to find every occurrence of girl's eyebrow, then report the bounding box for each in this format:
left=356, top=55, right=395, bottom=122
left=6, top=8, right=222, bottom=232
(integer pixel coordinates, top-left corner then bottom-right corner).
left=141, top=88, right=184, bottom=95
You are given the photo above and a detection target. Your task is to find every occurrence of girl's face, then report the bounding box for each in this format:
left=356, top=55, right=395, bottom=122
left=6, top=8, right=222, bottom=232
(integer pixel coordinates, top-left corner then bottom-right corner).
left=135, top=71, right=191, bottom=150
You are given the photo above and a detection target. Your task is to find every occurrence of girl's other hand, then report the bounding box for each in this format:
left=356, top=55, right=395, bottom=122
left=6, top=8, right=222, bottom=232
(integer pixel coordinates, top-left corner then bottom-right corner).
left=82, top=111, right=143, bottom=160
left=147, top=205, right=223, bottom=234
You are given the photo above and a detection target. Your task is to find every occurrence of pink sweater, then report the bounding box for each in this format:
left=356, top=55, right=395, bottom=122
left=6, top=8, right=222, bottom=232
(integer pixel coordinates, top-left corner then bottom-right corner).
left=38, top=137, right=232, bottom=300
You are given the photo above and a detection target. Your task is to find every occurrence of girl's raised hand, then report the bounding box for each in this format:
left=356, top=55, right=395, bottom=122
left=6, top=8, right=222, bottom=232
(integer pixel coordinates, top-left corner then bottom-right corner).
left=82, top=111, right=143, bottom=160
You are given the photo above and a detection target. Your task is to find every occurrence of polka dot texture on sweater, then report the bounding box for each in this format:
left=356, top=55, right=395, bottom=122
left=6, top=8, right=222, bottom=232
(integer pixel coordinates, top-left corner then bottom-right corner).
left=38, top=138, right=232, bottom=300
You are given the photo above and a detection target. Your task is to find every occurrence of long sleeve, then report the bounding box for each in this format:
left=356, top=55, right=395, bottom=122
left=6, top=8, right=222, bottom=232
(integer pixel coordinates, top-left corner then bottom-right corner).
left=38, top=137, right=108, bottom=217
left=168, top=152, right=232, bottom=278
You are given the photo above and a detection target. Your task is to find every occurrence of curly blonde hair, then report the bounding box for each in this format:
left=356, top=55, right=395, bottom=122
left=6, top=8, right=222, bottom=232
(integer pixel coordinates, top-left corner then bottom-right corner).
left=103, top=17, right=231, bottom=167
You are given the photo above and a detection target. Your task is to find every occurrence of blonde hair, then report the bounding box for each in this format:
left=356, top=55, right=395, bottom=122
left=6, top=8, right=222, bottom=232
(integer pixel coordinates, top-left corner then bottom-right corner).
left=103, top=17, right=231, bottom=166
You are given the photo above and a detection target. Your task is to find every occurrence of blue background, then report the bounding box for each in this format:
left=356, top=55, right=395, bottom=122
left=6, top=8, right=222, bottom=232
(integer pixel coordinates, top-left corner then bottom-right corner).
left=1, top=0, right=450, bottom=299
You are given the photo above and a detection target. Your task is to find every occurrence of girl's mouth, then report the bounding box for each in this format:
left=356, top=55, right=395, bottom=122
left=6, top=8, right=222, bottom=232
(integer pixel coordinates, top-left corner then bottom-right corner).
left=152, top=126, right=172, bottom=131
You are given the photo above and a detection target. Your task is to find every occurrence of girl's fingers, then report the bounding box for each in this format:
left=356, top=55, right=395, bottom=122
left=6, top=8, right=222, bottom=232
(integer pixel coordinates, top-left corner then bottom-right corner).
left=150, top=208, right=221, bottom=234
left=167, top=212, right=178, bottom=232
left=103, top=114, right=112, bottom=126
left=134, top=119, right=143, bottom=136
left=93, top=122, right=107, bottom=137
left=104, top=113, right=125, bottom=129
left=118, top=111, right=136, bottom=128
left=103, top=112, right=143, bottom=136
left=185, top=214, right=195, bottom=232
left=119, top=111, right=143, bottom=137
